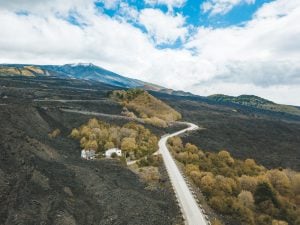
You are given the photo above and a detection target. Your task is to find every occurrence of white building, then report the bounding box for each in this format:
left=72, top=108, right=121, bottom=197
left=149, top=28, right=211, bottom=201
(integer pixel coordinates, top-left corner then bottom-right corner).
left=81, top=149, right=96, bottom=160
left=105, top=148, right=122, bottom=158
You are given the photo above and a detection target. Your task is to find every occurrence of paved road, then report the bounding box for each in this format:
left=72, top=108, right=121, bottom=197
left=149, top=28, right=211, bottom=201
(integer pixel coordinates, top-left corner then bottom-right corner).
left=159, top=122, right=208, bottom=225
left=61, top=108, right=208, bottom=224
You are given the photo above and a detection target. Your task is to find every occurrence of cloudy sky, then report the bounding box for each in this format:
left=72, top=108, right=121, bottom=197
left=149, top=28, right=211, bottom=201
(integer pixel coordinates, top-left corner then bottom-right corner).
left=0, top=0, right=300, bottom=105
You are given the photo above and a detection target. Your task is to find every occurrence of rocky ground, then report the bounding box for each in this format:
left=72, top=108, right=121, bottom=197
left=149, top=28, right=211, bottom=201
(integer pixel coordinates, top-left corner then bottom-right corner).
left=0, top=77, right=182, bottom=225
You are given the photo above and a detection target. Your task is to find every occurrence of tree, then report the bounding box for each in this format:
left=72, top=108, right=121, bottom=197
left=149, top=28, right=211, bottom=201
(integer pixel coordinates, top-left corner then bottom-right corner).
left=215, top=175, right=237, bottom=195
left=80, top=137, right=87, bottom=148
left=272, top=220, right=288, bottom=225
left=104, top=141, right=114, bottom=150
left=70, top=128, right=80, bottom=139
left=169, top=136, right=183, bottom=151
left=239, top=175, right=258, bottom=192
left=254, top=182, right=278, bottom=207
left=266, top=169, right=291, bottom=195
left=238, top=190, right=254, bottom=209
left=86, top=140, right=98, bottom=150
left=185, top=164, right=199, bottom=175
left=200, top=173, right=215, bottom=195
left=121, top=137, right=137, bottom=152
left=80, top=126, right=91, bottom=137
left=185, top=143, right=198, bottom=154
left=218, top=150, right=234, bottom=165
left=87, top=118, right=99, bottom=128
left=244, top=158, right=264, bottom=175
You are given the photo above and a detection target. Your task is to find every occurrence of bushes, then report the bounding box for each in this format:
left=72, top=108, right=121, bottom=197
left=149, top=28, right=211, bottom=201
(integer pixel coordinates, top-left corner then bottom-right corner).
left=70, top=118, right=158, bottom=159
left=48, top=129, right=61, bottom=138
left=169, top=136, right=300, bottom=225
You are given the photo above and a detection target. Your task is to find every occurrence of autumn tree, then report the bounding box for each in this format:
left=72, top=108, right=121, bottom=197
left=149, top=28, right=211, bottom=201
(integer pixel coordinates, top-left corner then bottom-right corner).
left=185, top=143, right=198, bottom=154
left=272, top=220, right=288, bottom=225
left=239, top=175, right=258, bottom=192
left=70, top=128, right=80, bottom=139
left=169, top=136, right=183, bottom=152
left=238, top=190, right=254, bottom=209
left=104, top=141, right=114, bottom=150
left=200, top=173, right=215, bottom=195
left=121, top=137, right=137, bottom=152
left=266, top=169, right=291, bottom=195
left=218, top=150, right=234, bottom=165
left=86, top=140, right=98, bottom=150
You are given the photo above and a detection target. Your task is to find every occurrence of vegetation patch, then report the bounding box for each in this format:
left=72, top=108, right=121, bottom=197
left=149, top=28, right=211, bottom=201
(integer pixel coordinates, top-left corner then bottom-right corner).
left=48, top=128, right=61, bottom=138
left=109, top=89, right=182, bottom=127
left=70, top=118, right=158, bottom=160
left=168, top=137, right=300, bottom=225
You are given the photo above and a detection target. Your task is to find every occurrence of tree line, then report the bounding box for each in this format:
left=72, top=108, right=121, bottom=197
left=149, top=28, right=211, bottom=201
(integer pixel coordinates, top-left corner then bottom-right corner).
left=70, top=118, right=158, bottom=160
left=168, top=137, right=300, bottom=225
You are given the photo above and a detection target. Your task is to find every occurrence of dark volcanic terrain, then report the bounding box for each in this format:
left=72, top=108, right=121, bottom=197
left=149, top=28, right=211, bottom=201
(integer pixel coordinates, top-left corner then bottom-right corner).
left=0, top=77, right=181, bottom=225
left=1, top=75, right=300, bottom=225
left=153, top=92, right=300, bottom=171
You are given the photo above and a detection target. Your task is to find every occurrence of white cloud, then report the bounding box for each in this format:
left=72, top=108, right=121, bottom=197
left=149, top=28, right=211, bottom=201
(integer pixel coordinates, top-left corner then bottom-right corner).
left=139, top=8, right=188, bottom=44
left=144, top=0, right=186, bottom=11
left=98, top=0, right=120, bottom=10
left=117, top=2, right=139, bottom=22
left=201, top=0, right=255, bottom=16
left=0, top=0, right=300, bottom=105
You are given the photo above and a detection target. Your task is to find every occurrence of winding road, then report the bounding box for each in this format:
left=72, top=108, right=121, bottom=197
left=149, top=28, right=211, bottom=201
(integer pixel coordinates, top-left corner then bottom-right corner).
left=159, top=122, right=208, bottom=225
left=60, top=108, right=208, bottom=225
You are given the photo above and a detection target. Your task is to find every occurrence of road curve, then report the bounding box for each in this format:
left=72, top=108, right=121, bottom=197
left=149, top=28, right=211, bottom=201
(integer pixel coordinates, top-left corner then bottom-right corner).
left=59, top=108, right=207, bottom=224
left=159, top=122, right=208, bottom=225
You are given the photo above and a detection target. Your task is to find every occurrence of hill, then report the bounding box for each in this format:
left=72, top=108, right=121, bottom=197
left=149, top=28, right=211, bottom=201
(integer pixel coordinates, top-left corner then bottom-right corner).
left=110, top=89, right=182, bottom=127
left=208, top=94, right=300, bottom=116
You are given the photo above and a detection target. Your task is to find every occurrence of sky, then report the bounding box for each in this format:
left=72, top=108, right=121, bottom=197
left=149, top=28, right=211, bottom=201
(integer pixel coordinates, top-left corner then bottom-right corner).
left=0, top=0, right=300, bottom=105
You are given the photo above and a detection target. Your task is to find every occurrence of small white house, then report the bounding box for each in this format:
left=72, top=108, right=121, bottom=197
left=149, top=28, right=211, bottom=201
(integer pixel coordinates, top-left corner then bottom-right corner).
left=105, top=148, right=122, bottom=158
left=81, top=149, right=96, bottom=160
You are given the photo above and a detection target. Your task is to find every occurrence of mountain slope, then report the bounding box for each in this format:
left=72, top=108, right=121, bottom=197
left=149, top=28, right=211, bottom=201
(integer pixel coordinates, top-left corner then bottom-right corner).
left=0, top=63, right=195, bottom=97
left=208, top=94, right=300, bottom=116
left=42, top=63, right=145, bottom=88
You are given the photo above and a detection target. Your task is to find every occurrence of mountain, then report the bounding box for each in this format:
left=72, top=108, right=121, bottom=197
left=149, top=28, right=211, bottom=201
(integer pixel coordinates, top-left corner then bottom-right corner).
left=0, top=63, right=144, bottom=87
left=0, top=63, right=194, bottom=96
left=208, top=94, right=300, bottom=116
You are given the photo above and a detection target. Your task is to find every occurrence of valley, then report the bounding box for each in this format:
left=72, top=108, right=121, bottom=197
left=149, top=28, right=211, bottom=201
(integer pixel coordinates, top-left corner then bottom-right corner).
left=0, top=76, right=183, bottom=225
left=0, top=75, right=299, bottom=225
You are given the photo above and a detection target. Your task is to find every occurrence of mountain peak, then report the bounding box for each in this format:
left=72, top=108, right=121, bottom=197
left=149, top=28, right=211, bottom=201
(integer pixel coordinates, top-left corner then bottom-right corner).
left=67, top=63, right=95, bottom=67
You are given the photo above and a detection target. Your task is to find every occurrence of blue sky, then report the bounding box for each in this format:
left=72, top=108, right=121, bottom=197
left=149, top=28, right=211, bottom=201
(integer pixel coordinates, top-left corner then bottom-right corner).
left=0, top=0, right=300, bottom=105
left=97, top=0, right=275, bottom=30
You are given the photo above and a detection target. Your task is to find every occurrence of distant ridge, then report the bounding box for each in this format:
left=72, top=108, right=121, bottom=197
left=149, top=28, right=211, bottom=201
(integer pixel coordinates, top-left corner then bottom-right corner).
left=208, top=94, right=300, bottom=116
left=0, top=63, right=194, bottom=97
left=1, top=63, right=299, bottom=117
